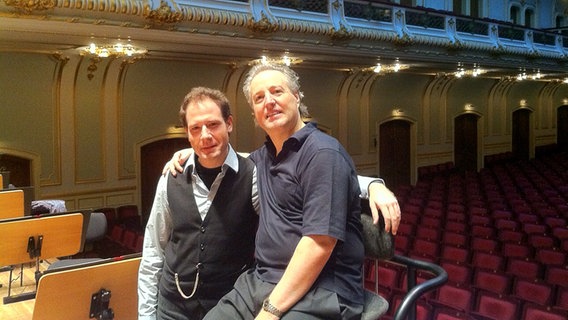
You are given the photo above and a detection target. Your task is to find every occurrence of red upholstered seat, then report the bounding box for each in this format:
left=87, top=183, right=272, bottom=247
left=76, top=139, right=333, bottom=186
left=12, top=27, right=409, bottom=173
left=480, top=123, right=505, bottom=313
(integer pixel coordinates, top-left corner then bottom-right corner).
left=470, top=251, right=505, bottom=271
left=522, top=303, right=567, bottom=320
left=440, top=261, right=472, bottom=286
left=512, top=278, right=554, bottom=306
left=545, top=266, right=568, bottom=287
left=470, top=291, right=520, bottom=320
left=472, top=269, right=512, bottom=295
left=506, top=258, right=542, bottom=280
left=429, top=284, right=473, bottom=314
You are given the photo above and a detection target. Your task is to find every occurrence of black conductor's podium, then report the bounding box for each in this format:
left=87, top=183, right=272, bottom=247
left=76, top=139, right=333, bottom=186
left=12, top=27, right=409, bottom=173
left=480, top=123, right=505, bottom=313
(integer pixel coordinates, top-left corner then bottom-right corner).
left=0, top=211, right=84, bottom=303
left=33, top=254, right=141, bottom=320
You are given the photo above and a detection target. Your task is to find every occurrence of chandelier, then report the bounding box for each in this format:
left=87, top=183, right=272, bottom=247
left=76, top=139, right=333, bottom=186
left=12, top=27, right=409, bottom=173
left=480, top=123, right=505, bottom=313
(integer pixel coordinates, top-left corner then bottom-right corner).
left=454, top=63, right=485, bottom=78
left=364, top=58, right=409, bottom=74
left=78, top=37, right=147, bottom=60
left=249, top=54, right=302, bottom=66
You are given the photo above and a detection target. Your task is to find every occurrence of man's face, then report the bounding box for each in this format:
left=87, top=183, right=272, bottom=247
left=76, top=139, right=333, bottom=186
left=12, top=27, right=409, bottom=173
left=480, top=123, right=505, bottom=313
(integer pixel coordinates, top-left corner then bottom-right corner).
left=249, top=70, right=301, bottom=135
left=185, top=98, right=232, bottom=168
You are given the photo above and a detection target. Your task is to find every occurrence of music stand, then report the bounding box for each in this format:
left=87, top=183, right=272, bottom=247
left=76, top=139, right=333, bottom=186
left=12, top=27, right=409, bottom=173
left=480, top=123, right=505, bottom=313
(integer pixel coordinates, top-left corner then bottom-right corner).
left=0, top=189, right=24, bottom=219
left=0, top=211, right=84, bottom=303
left=33, top=254, right=141, bottom=320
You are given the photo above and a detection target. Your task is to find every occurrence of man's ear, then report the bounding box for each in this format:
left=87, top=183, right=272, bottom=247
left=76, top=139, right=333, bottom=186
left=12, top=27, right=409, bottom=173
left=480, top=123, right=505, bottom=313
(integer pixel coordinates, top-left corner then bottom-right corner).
left=226, top=115, right=234, bottom=133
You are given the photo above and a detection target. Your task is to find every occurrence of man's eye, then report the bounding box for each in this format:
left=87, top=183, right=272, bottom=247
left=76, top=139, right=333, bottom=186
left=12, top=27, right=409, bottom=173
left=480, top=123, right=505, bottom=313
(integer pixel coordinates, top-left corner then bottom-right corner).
left=253, top=95, right=264, bottom=103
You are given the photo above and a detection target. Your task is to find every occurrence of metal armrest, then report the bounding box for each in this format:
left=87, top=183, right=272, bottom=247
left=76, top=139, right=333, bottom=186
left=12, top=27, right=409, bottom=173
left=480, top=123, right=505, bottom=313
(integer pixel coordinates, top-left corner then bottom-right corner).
left=390, top=254, right=448, bottom=320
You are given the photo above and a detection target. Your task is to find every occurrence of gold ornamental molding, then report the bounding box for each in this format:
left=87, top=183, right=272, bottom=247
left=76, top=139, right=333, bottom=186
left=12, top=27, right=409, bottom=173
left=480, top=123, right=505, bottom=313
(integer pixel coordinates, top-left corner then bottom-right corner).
left=246, top=11, right=278, bottom=33
left=446, top=39, right=464, bottom=51
left=4, top=0, right=55, bottom=13
left=143, top=0, right=182, bottom=25
left=393, top=32, right=413, bottom=47
left=330, top=23, right=353, bottom=41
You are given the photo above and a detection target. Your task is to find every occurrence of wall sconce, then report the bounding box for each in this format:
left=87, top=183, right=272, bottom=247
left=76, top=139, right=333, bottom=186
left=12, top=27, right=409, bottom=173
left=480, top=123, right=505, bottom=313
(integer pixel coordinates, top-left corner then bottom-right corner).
left=391, top=108, right=404, bottom=116
left=464, top=103, right=475, bottom=111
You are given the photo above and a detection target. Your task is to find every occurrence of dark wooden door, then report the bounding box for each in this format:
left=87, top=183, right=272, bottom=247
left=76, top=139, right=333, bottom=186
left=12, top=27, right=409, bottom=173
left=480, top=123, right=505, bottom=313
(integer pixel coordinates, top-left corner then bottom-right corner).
left=140, top=137, right=188, bottom=226
left=454, top=114, right=479, bottom=173
left=558, top=105, right=568, bottom=152
left=379, top=120, right=411, bottom=190
left=512, top=109, right=531, bottom=161
left=0, top=154, right=31, bottom=187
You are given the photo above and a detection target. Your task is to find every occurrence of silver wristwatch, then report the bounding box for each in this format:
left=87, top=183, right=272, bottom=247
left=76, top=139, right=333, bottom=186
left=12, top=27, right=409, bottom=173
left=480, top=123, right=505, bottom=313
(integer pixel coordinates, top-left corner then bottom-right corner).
left=262, top=298, right=284, bottom=318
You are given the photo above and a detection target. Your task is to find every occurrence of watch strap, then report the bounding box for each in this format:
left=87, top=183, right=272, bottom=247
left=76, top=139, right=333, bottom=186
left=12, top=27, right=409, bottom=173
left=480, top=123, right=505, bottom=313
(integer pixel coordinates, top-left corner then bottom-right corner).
left=262, top=298, right=284, bottom=318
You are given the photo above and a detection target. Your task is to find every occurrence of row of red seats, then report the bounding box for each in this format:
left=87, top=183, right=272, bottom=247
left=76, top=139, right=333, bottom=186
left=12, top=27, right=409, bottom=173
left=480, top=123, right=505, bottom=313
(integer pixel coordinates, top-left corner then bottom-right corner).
left=95, top=224, right=144, bottom=258
left=366, top=259, right=567, bottom=320
left=372, top=152, right=568, bottom=319
left=95, top=204, right=143, bottom=234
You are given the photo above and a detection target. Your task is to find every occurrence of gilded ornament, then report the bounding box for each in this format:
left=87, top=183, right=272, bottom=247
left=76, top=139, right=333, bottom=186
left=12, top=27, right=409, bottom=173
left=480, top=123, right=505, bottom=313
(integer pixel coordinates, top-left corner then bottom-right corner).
left=144, top=0, right=182, bottom=25
left=4, top=0, right=56, bottom=13
left=331, top=23, right=353, bottom=41
left=247, top=11, right=278, bottom=33
left=446, top=39, right=463, bottom=51
left=393, top=32, right=412, bottom=46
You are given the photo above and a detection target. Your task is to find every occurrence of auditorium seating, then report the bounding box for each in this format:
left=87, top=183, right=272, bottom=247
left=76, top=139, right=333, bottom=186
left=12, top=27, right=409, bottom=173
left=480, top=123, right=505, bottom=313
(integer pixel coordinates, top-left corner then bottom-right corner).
left=367, top=151, right=568, bottom=319
left=87, top=204, right=143, bottom=258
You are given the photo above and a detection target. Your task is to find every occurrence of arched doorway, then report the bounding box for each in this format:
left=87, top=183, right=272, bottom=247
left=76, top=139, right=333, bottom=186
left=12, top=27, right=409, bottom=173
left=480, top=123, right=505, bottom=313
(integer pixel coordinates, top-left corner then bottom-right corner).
left=379, top=119, right=412, bottom=190
left=0, top=154, right=32, bottom=187
left=140, top=137, right=188, bottom=225
left=454, top=113, right=480, bottom=173
left=512, top=108, right=532, bottom=161
left=558, top=105, right=568, bottom=152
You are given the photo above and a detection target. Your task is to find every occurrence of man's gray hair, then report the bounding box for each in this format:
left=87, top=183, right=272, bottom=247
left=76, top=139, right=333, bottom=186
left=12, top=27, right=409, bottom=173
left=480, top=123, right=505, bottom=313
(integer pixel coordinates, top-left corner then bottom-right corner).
left=242, top=63, right=310, bottom=119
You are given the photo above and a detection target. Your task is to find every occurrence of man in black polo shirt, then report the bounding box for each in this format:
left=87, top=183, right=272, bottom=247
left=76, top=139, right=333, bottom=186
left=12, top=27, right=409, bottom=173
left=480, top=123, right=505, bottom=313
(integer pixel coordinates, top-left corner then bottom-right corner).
left=200, top=63, right=385, bottom=320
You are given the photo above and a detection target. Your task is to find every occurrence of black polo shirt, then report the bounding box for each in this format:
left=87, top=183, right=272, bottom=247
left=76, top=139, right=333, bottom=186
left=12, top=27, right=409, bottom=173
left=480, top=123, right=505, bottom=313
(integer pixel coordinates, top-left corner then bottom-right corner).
left=250, top=122, right=364, bottom=305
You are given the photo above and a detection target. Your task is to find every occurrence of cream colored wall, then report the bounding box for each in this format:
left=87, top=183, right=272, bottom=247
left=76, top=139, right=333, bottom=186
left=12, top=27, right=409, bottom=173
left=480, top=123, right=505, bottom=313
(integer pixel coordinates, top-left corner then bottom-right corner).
left=0, top=53, right=60, bottom=186
left=1, top=52, right=568, bottom=211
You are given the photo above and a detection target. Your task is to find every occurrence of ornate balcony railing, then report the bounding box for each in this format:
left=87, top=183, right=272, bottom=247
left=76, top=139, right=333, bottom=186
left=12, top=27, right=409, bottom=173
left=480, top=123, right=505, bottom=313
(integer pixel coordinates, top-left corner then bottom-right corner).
left=2, top=0, right=566, bottom=58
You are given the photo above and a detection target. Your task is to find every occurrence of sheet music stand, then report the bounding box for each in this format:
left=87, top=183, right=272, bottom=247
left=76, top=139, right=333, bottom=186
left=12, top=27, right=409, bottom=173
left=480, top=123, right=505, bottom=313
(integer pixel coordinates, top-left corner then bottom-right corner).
left=0, top=189, right=24, bottom=219
left=0, top=212, right=84, bottom=303
left=33, top=254, right=141, bottom=320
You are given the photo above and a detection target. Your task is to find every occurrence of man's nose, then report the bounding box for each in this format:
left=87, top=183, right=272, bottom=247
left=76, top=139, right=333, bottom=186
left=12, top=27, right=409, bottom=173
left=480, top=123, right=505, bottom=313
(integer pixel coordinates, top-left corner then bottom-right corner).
left=200, top=125, right=212, bottom=138
left=265, top=94, right=276, bottom=106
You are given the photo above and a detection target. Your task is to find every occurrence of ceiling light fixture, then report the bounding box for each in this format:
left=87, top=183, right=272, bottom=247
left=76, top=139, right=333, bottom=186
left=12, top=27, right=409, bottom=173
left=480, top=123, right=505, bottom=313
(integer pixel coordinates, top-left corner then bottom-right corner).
left=78, top=37, right=147, bottom=60
left=367, top=59, right=408, bottom=74
left=250, top=54, right=302, bottom=66
left=454, top=63, right=484, bottom=78
left=373, top=63, right=382, bottom=73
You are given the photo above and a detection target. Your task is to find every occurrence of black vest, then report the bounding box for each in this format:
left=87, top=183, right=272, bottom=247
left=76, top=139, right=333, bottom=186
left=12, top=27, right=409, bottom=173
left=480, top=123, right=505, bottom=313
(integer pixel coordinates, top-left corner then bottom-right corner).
left=159, top=155, right=257, bottom=301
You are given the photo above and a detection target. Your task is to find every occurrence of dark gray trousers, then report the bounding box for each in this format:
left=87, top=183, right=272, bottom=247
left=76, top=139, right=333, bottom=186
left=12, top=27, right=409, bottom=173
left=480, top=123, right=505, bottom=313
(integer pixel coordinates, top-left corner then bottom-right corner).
left=157, top=291, right=216, bottom=320
left=203, top=269, right=363, bottom=320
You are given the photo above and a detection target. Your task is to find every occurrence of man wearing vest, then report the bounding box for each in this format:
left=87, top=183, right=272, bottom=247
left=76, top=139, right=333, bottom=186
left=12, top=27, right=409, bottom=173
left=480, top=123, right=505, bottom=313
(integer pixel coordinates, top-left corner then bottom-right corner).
left=138, top=87, right=259, bottom=320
